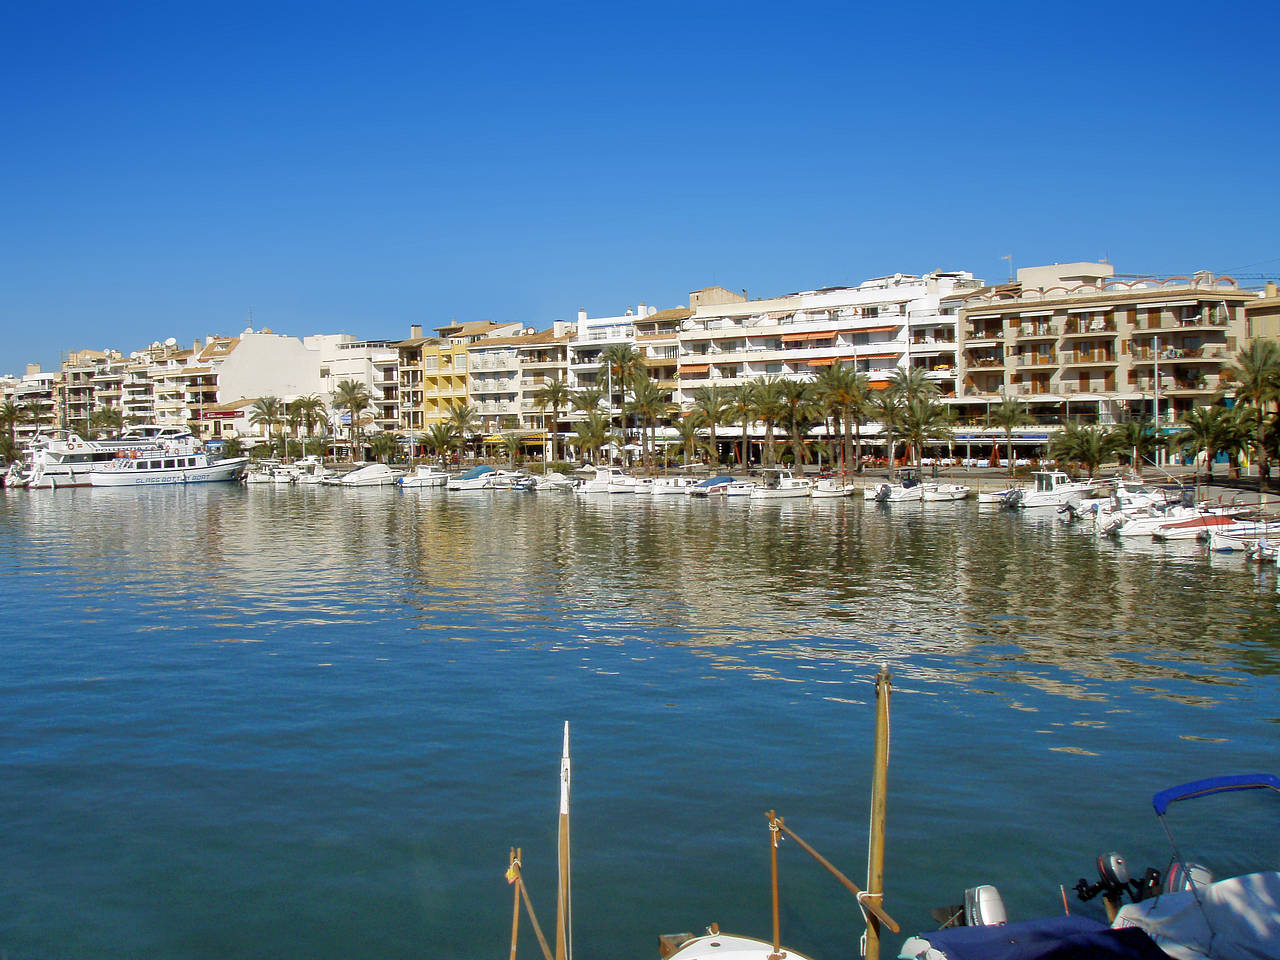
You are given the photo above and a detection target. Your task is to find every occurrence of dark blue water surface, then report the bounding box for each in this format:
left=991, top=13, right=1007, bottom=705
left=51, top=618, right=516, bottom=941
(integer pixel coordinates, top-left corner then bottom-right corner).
left=1, top=485, right=1277, bottom=960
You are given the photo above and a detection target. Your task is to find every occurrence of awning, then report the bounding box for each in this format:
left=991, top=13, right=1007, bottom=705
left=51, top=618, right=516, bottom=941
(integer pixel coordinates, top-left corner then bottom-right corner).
left=808, top=358, right=836, bottom=367
left=1018, top=310, right=1054, bottom=317
left=681, top=364, right=710, bottom=374
left=861, top=352, right=900, bottom=360
left=780, top=330, right=839, bottom=343
left=854, top=324, right=902, bottom=334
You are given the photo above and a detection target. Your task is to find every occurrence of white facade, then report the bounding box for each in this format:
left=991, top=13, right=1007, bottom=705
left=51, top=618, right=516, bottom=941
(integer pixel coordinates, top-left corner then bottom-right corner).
left=567, top=303, right=656, bottom=418
left=214, top=330, right=322, bottom=406
left=308, top=335, right=400, bottom=433
left=674, top=272, right=982, bottom=405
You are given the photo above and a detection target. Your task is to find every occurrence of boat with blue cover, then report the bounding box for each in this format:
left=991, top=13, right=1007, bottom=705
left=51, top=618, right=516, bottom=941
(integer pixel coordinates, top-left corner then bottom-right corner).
left=900, top=773, right=1280, bottom=960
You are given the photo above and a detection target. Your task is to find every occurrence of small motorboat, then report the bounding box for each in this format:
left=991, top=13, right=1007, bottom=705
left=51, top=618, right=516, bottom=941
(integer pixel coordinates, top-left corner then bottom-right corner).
left=335, top=463, right=400, bottom=487
left=400, top=464, right=449, bottom=488
left=811, top=476, right=855, bottom=499
left=749, top=468, right=812, bottom=500
left=651, top=476, right=700, bottom=496
left=921, top=483, right=971, bottom=502
left=447, top=465, right=497, bottom=490
left=687, top=475, right=736, bottom=498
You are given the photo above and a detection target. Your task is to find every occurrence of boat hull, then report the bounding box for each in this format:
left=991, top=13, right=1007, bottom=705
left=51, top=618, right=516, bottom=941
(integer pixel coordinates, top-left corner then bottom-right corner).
left=90, top=457, right=249, bottom=486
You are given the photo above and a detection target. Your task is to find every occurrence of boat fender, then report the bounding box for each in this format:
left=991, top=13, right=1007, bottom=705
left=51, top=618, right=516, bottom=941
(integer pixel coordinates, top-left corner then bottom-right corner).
left=963, top=884, right=1007, bottom=926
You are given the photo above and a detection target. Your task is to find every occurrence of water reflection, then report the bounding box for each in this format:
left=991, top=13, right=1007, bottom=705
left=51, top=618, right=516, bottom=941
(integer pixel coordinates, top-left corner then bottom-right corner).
left=7, top=485, right=1279, bottom=705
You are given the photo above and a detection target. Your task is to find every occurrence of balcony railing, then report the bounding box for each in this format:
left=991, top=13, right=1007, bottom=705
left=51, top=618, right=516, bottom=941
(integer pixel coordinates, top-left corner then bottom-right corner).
left=1016, top=355, right=1057, bottom=367
left=1060, top=352, right=1115, bottom=365
left=1063, top=319, right=1117, bottom=335
left=1016, top=324, right=1059, bottom=338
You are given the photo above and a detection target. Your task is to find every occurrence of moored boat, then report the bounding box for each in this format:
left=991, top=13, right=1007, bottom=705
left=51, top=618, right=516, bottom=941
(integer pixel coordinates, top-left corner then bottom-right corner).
left=88, top=450, right=249, bottom=486
left=811, top=476, right=855, bottom=499
left=446, top=465, right=497, bottom=490
left=921, top=482, right=971, bottom=502
left=334, top=463, right=400, bottom=487
left=399, top=464, right=449, bottom=488
left=749, top=468, right=812, bottom=500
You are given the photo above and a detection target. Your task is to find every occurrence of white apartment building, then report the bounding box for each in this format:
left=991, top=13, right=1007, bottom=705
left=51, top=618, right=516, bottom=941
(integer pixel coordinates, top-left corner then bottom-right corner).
left=515, top=321, right=576, bottom=431
left=468, top=329, right=534, bottom=433
left=674, top=272, right=982, bottom=406
left=308, top=335, right=400, bottom=434
left=566, top=302, right=656, bottom=419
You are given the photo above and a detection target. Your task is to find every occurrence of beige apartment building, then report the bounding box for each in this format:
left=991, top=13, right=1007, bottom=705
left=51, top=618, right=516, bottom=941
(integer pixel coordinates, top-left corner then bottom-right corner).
left=953, top=264, right=1254, bottom=432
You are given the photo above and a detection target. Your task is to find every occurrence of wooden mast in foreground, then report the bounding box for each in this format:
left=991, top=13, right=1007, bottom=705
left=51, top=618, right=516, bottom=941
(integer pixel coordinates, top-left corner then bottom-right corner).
left=865, top=666, right=892, bottom=960
left=554, top=721, right=572, bottom=960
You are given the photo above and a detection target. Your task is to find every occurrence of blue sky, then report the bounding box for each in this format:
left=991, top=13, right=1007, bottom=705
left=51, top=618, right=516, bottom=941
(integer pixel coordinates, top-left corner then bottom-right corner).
left=2, top=0, right=1276, bottom=375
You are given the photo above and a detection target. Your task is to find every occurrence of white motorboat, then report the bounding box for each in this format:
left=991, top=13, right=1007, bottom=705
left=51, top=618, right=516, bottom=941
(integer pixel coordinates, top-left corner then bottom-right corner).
left=399, top=464, right=449, bottom=488
left=977, top=486, right=1020, bottom=505
left=663, top=931, right=816, bottom=960
left=749, top=468, right=812, bottom=500
left=574, top=466, right=636, bottom=494
left=687, top=475, right=736, bottom=498
left=922, top=483, right=971, bottom=502
left=1005, top=470, right=1103, bottom=509
left=535, top=471, right=578, bottom=491
left=88, top=451, right=249, bottom=486
left=243, top=460, right=281, bottom=484
left=1207, top=521, right=1280, bottom=553
left=291, top=456, right=333, bottom=485
left=811, top=477, right=855, bottom=499
left=335, top=463, right=400, bottom=487
left=865, top=472, right=924, bottom=502
left=721, top=480, right=756, bottom=498
left=650, top=476, right=700, bottom=495
left=447, top=465, right=497, bottom=490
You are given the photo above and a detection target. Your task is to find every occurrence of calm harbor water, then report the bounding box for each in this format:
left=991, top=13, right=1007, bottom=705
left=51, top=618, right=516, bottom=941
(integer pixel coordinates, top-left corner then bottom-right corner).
left=1, top=484, right=1278, bottom=960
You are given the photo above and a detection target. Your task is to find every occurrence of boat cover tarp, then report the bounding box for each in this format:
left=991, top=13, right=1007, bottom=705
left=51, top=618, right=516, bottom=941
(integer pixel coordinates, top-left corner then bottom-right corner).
left=915, top=915, right=1169, bottom=960
left=1113, top=871, right=1280, bottom=960
left=1152, top=774, right=1280, bottom=816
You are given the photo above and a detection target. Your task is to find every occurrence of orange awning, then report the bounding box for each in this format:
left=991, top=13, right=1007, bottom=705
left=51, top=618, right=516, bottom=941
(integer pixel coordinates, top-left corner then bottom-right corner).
left=780, top=329, right=839, bottom=343
left=861, top=352, right=901, bottom=359
left=855, top=324, right=902, bottom=334
left=681, top=364, right=710, bottom=374
left=808, top=358, right=836, bottom=367
left=869, top=380, right=891, bottom=389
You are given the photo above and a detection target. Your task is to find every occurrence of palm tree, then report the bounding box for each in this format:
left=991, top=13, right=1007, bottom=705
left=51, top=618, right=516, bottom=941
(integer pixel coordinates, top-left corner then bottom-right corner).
left=498, top=433, right=521, bottom=470
left=369, top=432, right=400, bottom=464
left=690, top=384, right=729, bottom=466
left=333, top=380, right=372, bottom=462
left=815, top=366, right=874, bottom=474
left=988, top=398, right=1035, bottom=477
left=249, top=396, right=285, bottom=456
left=220, top=436, right=245, bottom=459
left=728, top=383, right=756, bottom=467
left=749, top=378, right=788, bottom=467
left=598, top=342, right=644, bottom=433
left=673, top=414, right=710, bottom=466
left=778, top=379, right=818, bottom=467
left=898, top=396, right=954, bottom=469
left=1174, top=405, right=1244, bottom=484
left=22, top=398, right=51, bottom=435
left=573, top=410, right=613, bottom=464
left=446, top=403, right=479, bottom=461
left=1108, top=419, right=1163, bottom=477
left=870, top=389, right=903, bottom=469
left=1219, top=340, right=1280, bottom=492
left=533, top=378, right=573, bottom=462
left=572, top=388, right=605, bottom=414
left=88, top=407, right=124, bottom=440
left=888, top=367, right=940, bottom=404
left=290, top=394, right=328, bottom=462
left=1049, top=422, right=1114, bottom=478
left=626, top=373, right=669, bottom=470
left=0, top=400, right=21, bottom=452
left=424, top=422, right=458, bottom=464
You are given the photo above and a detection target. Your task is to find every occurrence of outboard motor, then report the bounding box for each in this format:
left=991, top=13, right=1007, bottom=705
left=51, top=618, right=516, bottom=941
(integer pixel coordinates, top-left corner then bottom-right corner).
left=964, top=884, right=1007, bottom=926
left=1002, top=488, right=1024, bottom=509
left=874, top=483, right=891, bottom=503
left=1075, top=852, right=1161, bottom=921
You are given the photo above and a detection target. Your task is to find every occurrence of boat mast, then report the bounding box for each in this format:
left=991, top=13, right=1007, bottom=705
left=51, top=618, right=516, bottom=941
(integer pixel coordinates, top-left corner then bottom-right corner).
left=864, top=666, right=891, bottom=960
left=554, top=721, right=572, bottom=960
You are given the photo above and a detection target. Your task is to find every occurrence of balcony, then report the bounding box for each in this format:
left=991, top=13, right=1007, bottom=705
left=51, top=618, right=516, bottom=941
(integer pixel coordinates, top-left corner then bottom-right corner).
left=1060, top=351, right=1115, bottom=366
left=966, top=328, right=1004, bottom=342
left=1016, top=355, right=1057, bottom=368
left=1016, top=324, right=1059, bottom=339
left=967, top=357, right=1005, bottom=369
left=1063, top=318, right=1117, bottom=336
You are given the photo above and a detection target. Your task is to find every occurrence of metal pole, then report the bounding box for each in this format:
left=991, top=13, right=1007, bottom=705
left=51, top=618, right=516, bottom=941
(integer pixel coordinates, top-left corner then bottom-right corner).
left=1153, top=335, right=1161, bottom=467
left=768, top=811, right=784, bottom=960
left=865, top=666, right=892, bottom=960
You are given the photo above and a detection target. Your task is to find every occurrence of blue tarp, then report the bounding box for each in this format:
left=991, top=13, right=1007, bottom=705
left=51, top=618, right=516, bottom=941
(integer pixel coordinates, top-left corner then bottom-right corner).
left=917, top=915, right=1169, bottom=960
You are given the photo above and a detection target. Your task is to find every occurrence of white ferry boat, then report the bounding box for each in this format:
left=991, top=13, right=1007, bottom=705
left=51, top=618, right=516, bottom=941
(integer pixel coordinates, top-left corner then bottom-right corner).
left=88, top=450, right=249, bottom=486
left=18, top=425, right=196, bottom=489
